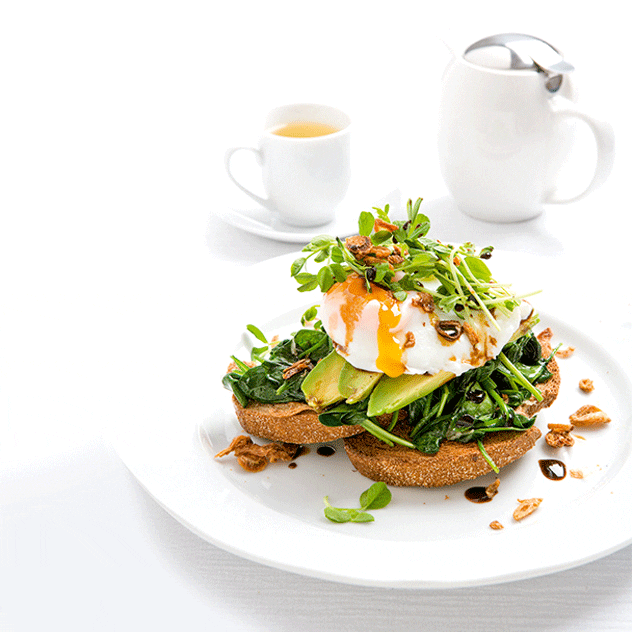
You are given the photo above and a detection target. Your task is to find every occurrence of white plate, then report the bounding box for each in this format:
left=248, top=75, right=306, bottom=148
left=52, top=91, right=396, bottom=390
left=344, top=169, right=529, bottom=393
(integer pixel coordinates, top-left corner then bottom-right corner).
left=215, top=174, right=402, bottom=243
left=113, top=250, right=632, bottom=588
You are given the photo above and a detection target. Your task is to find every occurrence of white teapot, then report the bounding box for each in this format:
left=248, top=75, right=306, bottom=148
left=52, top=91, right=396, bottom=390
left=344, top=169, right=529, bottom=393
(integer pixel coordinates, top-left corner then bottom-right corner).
left=437, top=34, right=615, bottom=222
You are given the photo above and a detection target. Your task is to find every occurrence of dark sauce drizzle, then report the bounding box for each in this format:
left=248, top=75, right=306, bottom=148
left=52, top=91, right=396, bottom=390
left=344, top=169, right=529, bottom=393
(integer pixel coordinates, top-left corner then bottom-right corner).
left=539, top=459, right=566, bottom=481
left=464, top=486, right=493, bottom=503
left=317, top=445, right=336, bottom=457
left=466, top=458, right=567, bottom=501
left=287, top=445, right=309, bottom=469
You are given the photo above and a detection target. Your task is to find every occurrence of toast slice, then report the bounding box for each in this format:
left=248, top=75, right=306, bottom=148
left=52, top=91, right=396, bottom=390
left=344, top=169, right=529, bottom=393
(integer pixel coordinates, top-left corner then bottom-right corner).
left=343, top=424, right=543, bottom=487
left=343, top=329, right=560, bottom=487
left=515, top=327, right=560, bottom=417
left=232, top=397, right=364, bottom=444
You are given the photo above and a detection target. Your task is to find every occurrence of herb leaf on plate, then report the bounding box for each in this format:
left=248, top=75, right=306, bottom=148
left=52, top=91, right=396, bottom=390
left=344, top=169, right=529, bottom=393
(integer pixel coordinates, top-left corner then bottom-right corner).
left=324, top=482, right=392, bottom=523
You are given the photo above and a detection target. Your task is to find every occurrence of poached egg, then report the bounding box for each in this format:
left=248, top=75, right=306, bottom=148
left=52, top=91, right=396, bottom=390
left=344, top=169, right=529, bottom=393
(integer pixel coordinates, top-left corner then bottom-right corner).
left=320, top=274, right=532, bottom=378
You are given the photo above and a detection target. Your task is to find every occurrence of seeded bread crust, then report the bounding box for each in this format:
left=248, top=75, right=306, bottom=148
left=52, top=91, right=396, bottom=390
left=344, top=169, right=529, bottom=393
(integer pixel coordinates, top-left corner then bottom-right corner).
left=344, top=425, right=543, bottom=487
left=515, top=328, right=560, bottom=417
left=232, top=397, right=364, bottom=444
left=343, top=329, right=560, bottom=487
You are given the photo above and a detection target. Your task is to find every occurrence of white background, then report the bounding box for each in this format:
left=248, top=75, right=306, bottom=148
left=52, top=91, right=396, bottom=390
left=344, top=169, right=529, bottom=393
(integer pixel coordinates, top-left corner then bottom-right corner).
left=1, top=1, right=631, bottom=630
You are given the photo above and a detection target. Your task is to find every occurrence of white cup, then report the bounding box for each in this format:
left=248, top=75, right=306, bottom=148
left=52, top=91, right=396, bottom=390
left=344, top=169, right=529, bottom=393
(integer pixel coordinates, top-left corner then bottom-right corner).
left=225, top=103, right=351, bottom=227
left=438, top=55, right=615, bottom=222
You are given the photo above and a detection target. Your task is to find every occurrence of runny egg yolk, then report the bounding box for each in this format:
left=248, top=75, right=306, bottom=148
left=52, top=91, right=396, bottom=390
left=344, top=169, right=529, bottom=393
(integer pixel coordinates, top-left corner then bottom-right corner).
left=324, top=275, right=406, bottom=378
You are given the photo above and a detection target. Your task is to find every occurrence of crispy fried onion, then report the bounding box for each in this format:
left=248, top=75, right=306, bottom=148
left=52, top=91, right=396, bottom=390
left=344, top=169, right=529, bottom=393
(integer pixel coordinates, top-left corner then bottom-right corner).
left=344, top=235, right=404, bottom=267
left=345, top=235, right=373, bottom=256
left=282, top=358, right=313, bottom=380
left=545, top=423, right=575, bottom=448
left=411, top=292, right=435, bottom=313
left=569, top=404, right=611, bottom=426
left=485, top=479, right=500, bottom=499
left=513, top=497, right=542, bottom=521
left=434, top=319, right=463, bottom=341
left=579, top=378, right=594, bottom=393
left=462, top=322, right=480, bottom=347
left=215, top=435, right=300, bottom=472
left=373, top=218, right=398, bottom=233
left=403, top=331, right=416, bottom=348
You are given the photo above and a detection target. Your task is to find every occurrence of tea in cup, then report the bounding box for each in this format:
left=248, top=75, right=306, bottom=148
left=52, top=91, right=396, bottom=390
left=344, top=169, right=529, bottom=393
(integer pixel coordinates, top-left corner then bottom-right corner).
left=225, top=103, right=351, bottom=227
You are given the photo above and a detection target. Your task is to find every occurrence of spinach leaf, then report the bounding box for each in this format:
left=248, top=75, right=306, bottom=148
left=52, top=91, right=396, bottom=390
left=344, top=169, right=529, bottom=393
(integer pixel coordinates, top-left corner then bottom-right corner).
left=222, top=327, right=333, bottom=405
left=318, top=401, right=369, bottom=427
left=402, top=332, right=550, bottom=453
left=221, top=372, right=249, bottom=408
left=412, top=417, right=450, bottom=454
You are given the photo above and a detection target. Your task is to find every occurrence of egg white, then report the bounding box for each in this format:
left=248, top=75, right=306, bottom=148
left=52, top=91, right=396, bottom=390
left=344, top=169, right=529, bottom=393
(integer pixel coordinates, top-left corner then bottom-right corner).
left=320, top=281, right=532, bottom=377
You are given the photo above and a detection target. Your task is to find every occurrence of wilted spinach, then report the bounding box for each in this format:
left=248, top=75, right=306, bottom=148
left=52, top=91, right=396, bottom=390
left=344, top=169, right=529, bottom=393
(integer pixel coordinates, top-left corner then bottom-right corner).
left=222, top=326, right=333, bottom=407
left=224, top=319, right=554, bottom=465
left=317, top=331, right=554, bottom=457
left=401, top=331, right=553, bottom=453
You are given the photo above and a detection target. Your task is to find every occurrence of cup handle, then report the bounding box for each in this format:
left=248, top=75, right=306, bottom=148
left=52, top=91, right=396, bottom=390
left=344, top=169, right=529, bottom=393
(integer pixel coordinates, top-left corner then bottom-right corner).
left=546, top=97, right=615, bottom=205
left=224, top=147, right=274, bottom=210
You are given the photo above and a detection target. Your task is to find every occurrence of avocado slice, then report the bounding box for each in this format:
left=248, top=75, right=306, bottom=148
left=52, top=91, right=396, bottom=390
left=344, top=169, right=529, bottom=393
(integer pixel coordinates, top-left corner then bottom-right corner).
left=338, top=361, right=382, bottom=404
left=367, top=370, right=455, bottom=417
left=301, top=350, right=346, bottom=411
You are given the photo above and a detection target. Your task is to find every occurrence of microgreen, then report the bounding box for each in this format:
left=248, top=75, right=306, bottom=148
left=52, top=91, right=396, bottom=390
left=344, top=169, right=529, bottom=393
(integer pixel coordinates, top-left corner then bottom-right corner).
left=290, top=197, right=521, bottom=329
left=246, top=324, right=267, bottom=343
left=300, top=305, right=322, bottom=330
left=245, top=324, right=272, bottom=363
left=323, top=482, right=392, bottom=523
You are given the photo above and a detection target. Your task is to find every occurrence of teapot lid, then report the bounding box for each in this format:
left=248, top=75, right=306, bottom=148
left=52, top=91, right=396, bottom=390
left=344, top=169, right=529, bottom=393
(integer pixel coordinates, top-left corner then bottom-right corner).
left=463, top=33, right=574, bottom=92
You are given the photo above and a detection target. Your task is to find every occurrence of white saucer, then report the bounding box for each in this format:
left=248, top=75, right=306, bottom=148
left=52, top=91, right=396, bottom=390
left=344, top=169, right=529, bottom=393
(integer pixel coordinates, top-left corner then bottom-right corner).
left=216, top=177, right=402, bottom=244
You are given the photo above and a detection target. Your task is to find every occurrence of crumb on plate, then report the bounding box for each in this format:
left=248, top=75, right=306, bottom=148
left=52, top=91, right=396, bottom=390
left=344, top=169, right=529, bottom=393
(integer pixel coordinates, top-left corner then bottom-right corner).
left=570, top=404, right=611, bottom=426
left=545, top=423, right=575, bottom=448
left=579, top=378, right=594, bottom=393
left=556, top=345, right=575, bottom=359
left=513, top=498, right=543, bottom=521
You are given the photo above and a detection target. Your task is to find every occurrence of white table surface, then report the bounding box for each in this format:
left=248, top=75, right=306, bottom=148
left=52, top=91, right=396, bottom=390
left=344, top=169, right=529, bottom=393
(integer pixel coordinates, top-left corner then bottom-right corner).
left=2, top=1, right=631, bottom=630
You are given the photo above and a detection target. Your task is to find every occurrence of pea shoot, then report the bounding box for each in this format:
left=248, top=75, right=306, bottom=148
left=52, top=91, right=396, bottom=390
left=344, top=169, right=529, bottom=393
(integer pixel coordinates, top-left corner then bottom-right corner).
left=290, top=198, right=535, bottom=331
left=323, top=482, right=392, bottom=523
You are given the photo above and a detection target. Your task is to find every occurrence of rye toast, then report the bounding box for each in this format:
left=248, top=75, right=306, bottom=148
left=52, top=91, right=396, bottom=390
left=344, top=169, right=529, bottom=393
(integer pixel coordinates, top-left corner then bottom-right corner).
left=343, top=329, right=560, bottom=487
